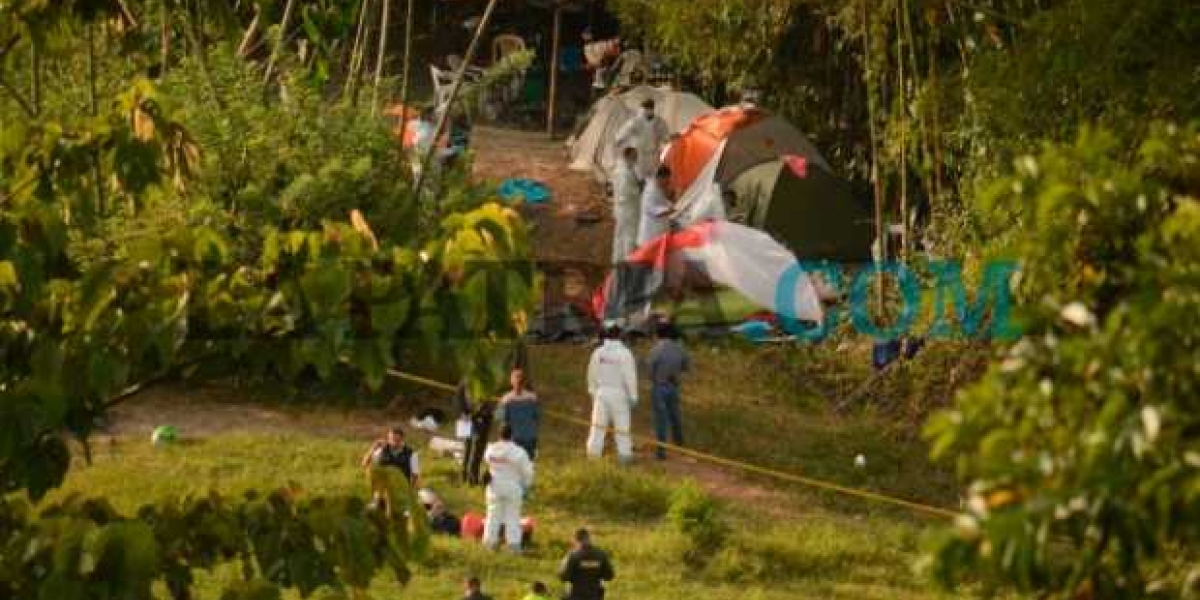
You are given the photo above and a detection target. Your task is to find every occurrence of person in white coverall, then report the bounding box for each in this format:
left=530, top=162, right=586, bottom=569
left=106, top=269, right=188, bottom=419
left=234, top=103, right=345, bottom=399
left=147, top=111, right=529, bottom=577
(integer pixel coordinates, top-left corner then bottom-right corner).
left=611, top=146, right=643, bottom=264
left=483, top=424, right=535, bottom=551
left=586, top=325, right=639, bottom=463
left=637, top=166, right=675, bottom=246
left=614, top=98, right=670, bottom=180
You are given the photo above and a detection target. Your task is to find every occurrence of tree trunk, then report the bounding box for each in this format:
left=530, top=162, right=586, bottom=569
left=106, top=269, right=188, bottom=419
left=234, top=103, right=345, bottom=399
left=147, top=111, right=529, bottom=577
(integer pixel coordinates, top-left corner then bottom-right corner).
left=263, top=0, right=297, bottom=84
left=546, top=4, right=562, bottom=137
left=344, top=0, right=374, bottom=104
left=371, top=0, right=393, bottom=115
left=861, top=0, right=885, bottom=312
left=237, top=8, right=261, bottom=57
left=396, top=0, right=415, bottom=146
left=29, top=41, right=41, bottom=115
left=88, top=24, right=106, bottom=216
left=160, top=0, right=171, bottom=78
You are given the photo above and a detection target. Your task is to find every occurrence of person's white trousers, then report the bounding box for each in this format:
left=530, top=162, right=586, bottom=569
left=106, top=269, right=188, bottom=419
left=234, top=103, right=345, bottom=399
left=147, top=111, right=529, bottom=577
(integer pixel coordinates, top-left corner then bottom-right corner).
left=612, top=201, right=640, bottom=264
left=587, top=390, right=632, bottom=459
left=483, top=482, right=524, bottom=550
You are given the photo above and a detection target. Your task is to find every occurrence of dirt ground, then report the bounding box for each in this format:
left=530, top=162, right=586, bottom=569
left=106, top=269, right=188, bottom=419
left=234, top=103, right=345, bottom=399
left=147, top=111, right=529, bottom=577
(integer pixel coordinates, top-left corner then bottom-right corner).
left=472, top=126, right=612, bottom=266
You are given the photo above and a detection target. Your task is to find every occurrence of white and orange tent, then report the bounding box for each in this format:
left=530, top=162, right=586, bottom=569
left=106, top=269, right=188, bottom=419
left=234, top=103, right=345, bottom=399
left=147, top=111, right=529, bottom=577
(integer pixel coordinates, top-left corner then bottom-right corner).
left=662, top=105, right=830, bottom=195
left=663, top=106, right=872, bottom=261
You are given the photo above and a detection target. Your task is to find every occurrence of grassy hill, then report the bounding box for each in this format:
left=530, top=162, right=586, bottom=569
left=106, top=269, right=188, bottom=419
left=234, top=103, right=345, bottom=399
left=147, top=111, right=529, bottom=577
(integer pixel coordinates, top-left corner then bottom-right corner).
left=53, top=343, right=968, bottom=599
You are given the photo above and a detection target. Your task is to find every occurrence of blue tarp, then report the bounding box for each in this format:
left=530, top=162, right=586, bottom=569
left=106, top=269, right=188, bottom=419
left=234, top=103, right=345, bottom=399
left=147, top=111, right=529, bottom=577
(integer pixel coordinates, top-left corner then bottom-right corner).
left=731, top=320, right=774, bottom=342
left=498, top=178, right=551, bottom=204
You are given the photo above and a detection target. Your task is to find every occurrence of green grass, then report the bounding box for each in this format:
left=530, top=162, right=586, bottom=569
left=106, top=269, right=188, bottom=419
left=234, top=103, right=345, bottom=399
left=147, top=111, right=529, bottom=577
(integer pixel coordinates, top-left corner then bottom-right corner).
left=48, top=343, right=969, bottom=599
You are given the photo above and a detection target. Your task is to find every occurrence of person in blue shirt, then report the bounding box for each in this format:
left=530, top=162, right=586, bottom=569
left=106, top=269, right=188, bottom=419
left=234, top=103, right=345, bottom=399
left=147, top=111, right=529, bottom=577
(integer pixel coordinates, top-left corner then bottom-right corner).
left=496, top=367, right=542, bottom=460
left=647, top=321, right=689, bottom=459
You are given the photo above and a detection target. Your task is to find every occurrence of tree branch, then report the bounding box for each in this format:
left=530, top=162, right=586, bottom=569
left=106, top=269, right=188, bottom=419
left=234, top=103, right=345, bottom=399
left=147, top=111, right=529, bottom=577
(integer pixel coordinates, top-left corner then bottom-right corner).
left=0, top=72, right=36, bottom=118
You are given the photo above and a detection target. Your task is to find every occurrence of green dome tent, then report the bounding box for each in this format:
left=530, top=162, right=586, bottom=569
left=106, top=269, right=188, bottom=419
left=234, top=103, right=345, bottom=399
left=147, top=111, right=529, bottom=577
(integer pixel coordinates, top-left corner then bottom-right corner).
left=728, top=157, right=873, bottom=262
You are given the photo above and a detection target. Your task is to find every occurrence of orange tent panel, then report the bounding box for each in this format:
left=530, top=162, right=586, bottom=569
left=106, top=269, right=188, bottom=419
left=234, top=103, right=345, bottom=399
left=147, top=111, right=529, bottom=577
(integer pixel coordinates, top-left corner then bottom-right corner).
left=662, top=107, right=766, bottom=194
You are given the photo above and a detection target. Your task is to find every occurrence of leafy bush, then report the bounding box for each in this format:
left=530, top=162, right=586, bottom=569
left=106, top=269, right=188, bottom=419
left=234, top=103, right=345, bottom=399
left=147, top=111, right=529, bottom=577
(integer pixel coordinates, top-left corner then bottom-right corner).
left=666, top=482, right=728, bottom=565
left=705, top=518, right=898, bottom=585
left=923, top=123, right=1200, bottom=599
left=165, top=46, right=418, bottom=243
left=535, top=462, right=671, bottom=521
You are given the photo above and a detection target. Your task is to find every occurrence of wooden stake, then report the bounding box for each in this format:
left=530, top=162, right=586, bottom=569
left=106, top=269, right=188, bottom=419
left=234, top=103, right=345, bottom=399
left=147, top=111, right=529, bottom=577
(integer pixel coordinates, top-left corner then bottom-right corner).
left=547, top=3, right=563, bottom=137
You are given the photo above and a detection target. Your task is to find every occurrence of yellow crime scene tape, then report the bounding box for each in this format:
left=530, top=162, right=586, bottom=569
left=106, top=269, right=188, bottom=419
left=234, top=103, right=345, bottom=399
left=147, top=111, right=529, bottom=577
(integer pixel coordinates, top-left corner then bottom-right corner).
left=385, top=368, right=961, bottom=520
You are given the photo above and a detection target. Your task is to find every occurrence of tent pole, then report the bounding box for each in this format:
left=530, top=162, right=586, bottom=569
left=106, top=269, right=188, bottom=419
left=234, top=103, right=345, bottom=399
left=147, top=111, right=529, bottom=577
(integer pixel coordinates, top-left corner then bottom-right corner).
left=547, top=2, right=563, bottom=137
left=411, top=0, right=502, bottom=202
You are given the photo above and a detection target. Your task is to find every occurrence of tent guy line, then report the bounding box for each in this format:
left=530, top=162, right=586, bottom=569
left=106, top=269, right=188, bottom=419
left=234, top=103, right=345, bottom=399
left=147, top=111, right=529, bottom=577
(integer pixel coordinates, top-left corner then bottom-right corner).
left=383, top=367, right=961, bottom=519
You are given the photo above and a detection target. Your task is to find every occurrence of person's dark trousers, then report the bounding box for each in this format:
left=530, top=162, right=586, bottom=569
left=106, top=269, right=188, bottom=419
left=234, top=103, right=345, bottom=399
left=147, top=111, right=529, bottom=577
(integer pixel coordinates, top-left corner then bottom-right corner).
left=516, top=437, right=538, bottom=461
left=462, top=418, right=492, bottom=485
left=651, top=382, right=684, bottom=459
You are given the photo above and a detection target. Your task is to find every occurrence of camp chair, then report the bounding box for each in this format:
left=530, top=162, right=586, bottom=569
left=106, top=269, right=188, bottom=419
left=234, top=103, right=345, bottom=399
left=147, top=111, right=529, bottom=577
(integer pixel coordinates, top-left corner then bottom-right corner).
left=491, top=34, right=528, bottom=105
left=446, top=54, right=486, bottom=81
left=491, top=34, right=526, bottom=64
left=429, top=65, right=456, bottom=110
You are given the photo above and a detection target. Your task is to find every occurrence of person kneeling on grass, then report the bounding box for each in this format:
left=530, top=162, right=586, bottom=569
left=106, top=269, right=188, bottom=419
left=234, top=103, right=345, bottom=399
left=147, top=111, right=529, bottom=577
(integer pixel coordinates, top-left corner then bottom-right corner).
left=461, top=576, right=493, bottom=600
left=521, top=581, right=553, bottom=600
left=483, top=424, right=535, bottom=552
left=419, top=488, right=462, bottom=537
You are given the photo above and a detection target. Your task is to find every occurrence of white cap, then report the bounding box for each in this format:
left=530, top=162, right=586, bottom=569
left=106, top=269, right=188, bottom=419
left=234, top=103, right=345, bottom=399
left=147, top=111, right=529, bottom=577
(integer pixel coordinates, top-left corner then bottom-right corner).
left=417, top=488, right=439, bottom=507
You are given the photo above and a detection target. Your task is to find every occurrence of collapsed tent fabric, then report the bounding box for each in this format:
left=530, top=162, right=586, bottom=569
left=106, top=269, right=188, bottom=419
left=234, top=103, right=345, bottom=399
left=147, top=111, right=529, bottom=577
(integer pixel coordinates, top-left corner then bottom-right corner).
left=592, top=220, right=824, bottom=324
left=568, top=86, right=713, bottom=181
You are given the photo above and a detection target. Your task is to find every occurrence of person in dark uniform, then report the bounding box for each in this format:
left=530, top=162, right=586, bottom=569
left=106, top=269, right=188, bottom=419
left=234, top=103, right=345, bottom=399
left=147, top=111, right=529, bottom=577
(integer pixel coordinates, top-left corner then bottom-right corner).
left=361, top=426, right=420, bottom=487
left=361, top=427, right=420, bottom=512
left=461, top=397, right=497, bottom=486
left=558, top=528, right=615, bottom=600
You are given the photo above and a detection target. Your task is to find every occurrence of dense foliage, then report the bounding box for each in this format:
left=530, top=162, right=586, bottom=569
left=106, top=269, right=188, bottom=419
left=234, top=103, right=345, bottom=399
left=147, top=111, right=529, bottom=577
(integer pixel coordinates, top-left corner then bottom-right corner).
left=1, top=1, right=531, bottom=596
left=923, top=125, right=1200, bottom=597
left=0, top=468, right=427, bottom=600
left=613, top=1, right=1200, bottom=597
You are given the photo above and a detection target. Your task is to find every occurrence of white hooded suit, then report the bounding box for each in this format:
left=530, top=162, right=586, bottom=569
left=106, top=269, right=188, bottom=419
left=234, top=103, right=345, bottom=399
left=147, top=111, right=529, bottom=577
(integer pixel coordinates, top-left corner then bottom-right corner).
left=637, top=179, right=673, bottom=246
left=614, top=113, right=669, bottom=180
left=482, top=439, right=534, bottom=550
left=611, top=158, right=643, bottom=264
left=586, top=338, right=639, bottom=460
